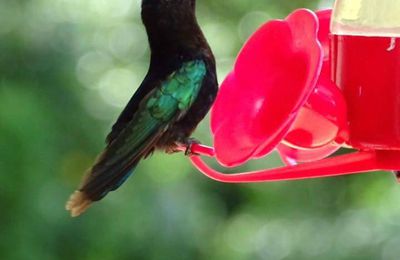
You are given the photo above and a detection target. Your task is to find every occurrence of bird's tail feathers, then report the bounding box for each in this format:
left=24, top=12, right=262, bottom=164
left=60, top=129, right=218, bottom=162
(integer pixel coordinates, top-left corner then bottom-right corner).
left=65, top=154, right=141, bottom=217
left=66, top=125, right=161, bottom=217
left=66, top=190, right=92, bottom=217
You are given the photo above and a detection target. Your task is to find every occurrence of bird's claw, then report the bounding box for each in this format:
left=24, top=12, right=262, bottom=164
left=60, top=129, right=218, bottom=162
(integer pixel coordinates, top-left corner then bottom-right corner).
left=183, top=138, right=201, bottom=156
left=165, top=138, right=201, bottom=156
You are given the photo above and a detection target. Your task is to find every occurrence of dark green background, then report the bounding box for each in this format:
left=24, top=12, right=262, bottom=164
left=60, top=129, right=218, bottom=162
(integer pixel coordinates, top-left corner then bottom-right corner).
left=1, top=0, right=399, bottom=259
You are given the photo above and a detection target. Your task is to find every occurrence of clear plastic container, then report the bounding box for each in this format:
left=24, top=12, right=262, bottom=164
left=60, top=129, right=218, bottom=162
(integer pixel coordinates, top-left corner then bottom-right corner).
left=331, top=0, right=400, bottom=36
left=331, top=0, right=400, bottom=150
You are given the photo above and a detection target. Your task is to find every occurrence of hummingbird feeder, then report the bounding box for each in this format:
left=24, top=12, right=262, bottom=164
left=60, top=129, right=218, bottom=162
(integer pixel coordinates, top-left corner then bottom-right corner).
left=183, top=0, right=400, bottom=183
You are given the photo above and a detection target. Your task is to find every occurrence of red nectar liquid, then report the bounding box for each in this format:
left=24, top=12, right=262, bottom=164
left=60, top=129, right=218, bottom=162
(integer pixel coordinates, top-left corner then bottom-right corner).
left=331, top=34, right=400, bottom=150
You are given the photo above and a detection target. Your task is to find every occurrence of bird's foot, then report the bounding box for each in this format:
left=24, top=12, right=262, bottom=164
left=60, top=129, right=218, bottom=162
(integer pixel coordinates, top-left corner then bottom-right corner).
left=183, top=138, right=201, bottom=156
left=164, top=138, right=201, bottom=156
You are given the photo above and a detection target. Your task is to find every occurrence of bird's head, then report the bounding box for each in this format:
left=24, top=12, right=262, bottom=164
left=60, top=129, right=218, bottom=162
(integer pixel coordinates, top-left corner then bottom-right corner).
left=142, top=0, right=195, bottom=10
left=141, top=0, right=197, bottom=29
left=141, top=0, right=206, bottom=57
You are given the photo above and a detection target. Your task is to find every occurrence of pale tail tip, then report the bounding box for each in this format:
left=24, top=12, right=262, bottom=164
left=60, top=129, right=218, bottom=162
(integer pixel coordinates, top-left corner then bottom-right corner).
left=66, top=191, right=92, bottom=217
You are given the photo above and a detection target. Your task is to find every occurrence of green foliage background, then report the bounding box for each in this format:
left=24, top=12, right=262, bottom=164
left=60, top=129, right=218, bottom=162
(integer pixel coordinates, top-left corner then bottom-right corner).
left=1, top=0, right=400, bottom=259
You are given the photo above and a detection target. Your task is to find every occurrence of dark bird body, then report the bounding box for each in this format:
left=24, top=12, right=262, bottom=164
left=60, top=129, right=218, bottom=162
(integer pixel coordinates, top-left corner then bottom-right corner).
left=66, top=0, right=218, bottom=216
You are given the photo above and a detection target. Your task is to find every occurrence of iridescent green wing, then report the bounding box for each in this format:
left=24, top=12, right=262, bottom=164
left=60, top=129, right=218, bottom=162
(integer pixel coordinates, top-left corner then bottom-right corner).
left=113, top=59, right=207, bottom=158
left=80, top=60, right=207, bottom=199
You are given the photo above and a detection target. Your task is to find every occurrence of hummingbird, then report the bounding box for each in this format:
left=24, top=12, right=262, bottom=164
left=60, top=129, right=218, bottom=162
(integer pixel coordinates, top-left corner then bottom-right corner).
left=66, top=0, right=218, bottom=217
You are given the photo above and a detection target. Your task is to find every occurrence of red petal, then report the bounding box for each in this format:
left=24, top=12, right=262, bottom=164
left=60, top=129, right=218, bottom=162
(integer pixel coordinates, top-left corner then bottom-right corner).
left=284, top=77, right=348, bottom=149
left=212, top=9, right=323, bottom=167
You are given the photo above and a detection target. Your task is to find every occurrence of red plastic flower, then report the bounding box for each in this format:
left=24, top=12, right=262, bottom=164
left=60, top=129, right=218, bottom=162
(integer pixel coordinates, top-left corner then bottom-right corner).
left=211, top=9, right=348, bottom=167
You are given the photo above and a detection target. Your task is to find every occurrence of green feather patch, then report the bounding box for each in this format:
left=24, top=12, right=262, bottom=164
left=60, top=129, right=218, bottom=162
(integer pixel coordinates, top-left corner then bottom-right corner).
left=109, top=60, right=207, bottom=163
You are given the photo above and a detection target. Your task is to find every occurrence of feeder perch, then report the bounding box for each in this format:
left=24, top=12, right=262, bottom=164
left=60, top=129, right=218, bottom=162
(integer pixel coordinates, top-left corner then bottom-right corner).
left=181, top=0, right=400, bottom=183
